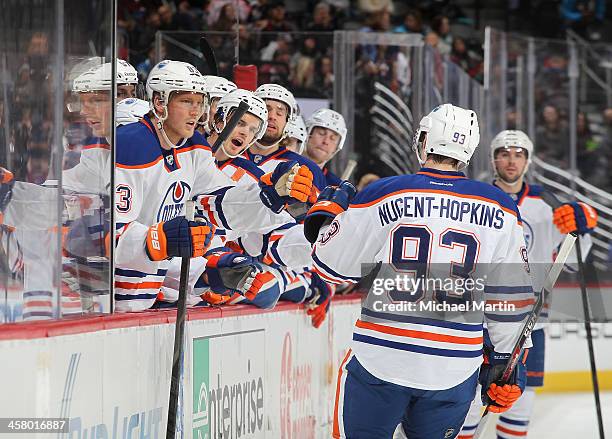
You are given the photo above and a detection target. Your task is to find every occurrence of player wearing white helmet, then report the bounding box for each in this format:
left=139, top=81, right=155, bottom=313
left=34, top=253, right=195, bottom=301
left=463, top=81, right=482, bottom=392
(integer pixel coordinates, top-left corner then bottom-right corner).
left=304, top=108, right=347, bottom=186
left=208, top=89, right=268, bottom=160
left=68, top=59, right=139, bottom=138
left=282, top=115, right=307, bottom=153
left=490, top=129, right=533, bottom=192
left=200, top=76, right=237, bottom=134
left=305, top=104, right=535, bottom=438
left=247, top=84, right=327, bottom=193
left=113, top=61, right=315, bottom=311
left=253, top=83, right=299, bottom=150
left=457, top=130, right=597, bottom=439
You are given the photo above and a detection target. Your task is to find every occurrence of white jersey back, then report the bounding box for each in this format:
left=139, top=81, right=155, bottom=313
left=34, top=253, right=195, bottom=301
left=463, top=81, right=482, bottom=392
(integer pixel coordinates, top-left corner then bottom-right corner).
left=312, top=168, right=534, bottom=390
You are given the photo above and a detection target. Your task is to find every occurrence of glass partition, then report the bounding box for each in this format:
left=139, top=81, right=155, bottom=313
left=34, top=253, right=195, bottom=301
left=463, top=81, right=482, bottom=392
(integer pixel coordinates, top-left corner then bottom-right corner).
left=0, top=0, right=114, bottom=322
left=333, top=31, right=423, bottom=178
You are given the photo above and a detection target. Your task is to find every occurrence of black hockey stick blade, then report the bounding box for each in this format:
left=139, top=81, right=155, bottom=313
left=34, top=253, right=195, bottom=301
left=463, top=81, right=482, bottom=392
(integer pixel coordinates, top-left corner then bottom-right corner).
left=200, top=37, right=219, bottom=76
left=167, top=200, right=195, bottom=439
left=482, top=232, right=576, bottom=417
left=212, top=100, right=250, bottom=151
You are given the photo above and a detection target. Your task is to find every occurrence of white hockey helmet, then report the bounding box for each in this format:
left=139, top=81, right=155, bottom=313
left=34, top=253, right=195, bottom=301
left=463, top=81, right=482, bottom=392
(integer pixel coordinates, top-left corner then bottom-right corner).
left=72, top=59, right=138, bottom=92
left=285, top=115, right=308, bottom=153
left=305, top=108, right=347, bottom=153
left=146, top=60, right=207, bottom=107
left=116, top=98, right=150, bottom=126
left=412, top=104, right=480, bottom=168
left=204, top=75, right=237, bottom=100
left=214, top=89, right=268, bottom=157
left=490, top=129, right=533, bottom=163
left=146, top=60, right=208, bottom=147
left=255, top=83, right=299, bottom=124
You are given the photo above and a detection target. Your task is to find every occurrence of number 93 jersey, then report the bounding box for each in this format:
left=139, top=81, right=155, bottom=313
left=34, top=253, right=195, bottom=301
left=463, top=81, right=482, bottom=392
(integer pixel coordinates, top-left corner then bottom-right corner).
left=312, top=168, right=534, bottom=390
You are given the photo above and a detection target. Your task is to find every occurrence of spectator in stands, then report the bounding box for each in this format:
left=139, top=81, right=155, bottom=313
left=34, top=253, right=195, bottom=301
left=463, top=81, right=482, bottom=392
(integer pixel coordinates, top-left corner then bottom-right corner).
left=359, top=8, right=392, bottom=62
left=313, top=55, right=334, bottom=99
left=535, top=104, right=569, bottom=166
left=257, top=1, right=297, bottom=33
left=424, top=32, right=444, bottom=89
left=600, top=107, right=612, bottom=190
left=158, top=4, right=178, bottom=31
left=306, top=2, right=335, bottom=55
left=393, top=8, right=425, bottom=35
left=212, top=2, right=237, bottom=32
left=206, top=0, right=251, bottom=28
left=357, top=0, right=393, bottom=14
left=135, top=11, right=161, bottom=59
left=137, top=45, right=157, bottom=81
left=561, top=0, right=606, bottom=40
left=176, top=1, right=198, bottom=30
left=431, top=15, right=453, bottom=56
left=576, top=111, right=607, bottom=187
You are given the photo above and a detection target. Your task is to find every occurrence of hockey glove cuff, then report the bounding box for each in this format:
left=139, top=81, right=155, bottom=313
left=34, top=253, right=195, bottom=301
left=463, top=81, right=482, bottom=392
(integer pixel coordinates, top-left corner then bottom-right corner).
left=304, top=181, right=356, bottom=244
left=479, top=349, right=528, bottom=413
left=305, top=272, right=334, bottom=328
left=553, top=202, right=597, bottom=235
left=145, top=215, right=214, bottom=261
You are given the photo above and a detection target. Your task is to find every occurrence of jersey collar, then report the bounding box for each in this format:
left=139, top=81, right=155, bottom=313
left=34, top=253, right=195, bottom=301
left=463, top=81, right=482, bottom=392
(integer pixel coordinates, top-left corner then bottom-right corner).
left=493, top=180, right=530, bottom=205
left=417, top=167, right=467, bottom=179
left=247, top=146, right=286, bottom=165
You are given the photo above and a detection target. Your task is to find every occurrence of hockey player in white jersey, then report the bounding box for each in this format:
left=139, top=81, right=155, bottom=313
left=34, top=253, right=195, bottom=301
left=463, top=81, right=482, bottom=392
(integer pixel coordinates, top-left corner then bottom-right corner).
left=199, top=75, right=237, bottom=134
left=457, top=130, right=598, bottom=439
left=283, top=115, right=307, bottom=153
left=114, top=60, right=314, bottom=312
left=249, top=84, right=328, bottom=192
left=0, top=59, right=141, bottom=320
left=305, top=104, right=535, bottom=438
left=203, top=89, right=333, bottom=318
left=303, top=108, right=346, bottom=186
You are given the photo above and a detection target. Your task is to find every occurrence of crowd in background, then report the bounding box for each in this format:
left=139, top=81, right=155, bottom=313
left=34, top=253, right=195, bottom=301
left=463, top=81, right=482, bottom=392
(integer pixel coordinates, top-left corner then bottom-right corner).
left=2, top=0, right=612, bottom=192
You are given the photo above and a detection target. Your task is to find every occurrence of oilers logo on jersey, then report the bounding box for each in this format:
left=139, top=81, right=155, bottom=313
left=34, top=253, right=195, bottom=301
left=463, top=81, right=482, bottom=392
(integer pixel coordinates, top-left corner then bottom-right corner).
left=158, top=181, right=191, bottom=221
left=253, top=154, right=263, bottom=164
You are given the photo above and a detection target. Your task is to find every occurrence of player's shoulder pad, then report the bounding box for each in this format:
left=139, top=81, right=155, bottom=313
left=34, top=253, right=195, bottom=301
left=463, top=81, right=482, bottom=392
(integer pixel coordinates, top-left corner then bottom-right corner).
left=350, top=175, right=402, bottom=206
left=116, top=120, right=162, bottom=167
left=229, top=156, right=266, bottom=179
left=187, top=130, right=211, bottom=149
left=526, top=183, right=544, bottom=197
left=454, top=178, right=522, bottom=221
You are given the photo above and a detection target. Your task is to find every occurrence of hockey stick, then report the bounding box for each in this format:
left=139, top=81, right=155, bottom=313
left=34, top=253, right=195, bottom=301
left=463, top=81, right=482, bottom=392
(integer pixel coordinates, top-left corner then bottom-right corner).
left=166, top=100, right=251, bottom=438
left=341, top=159, right=357, bottom=181
left=481, top=231, right=577, bottom=417
left=212, top=100, right=250, bottom=151
left=540, top=191, right=605, bottom=439
left=199, top=37, right=219, bottom=76
left=166, top=200, right=195, bottom=439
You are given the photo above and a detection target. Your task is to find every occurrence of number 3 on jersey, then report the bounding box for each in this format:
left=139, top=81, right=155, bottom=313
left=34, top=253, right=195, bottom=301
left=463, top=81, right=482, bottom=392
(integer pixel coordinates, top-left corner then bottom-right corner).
left=116, top=184, right=132, bottom=213
left=388, top=225, right=479, bottom=303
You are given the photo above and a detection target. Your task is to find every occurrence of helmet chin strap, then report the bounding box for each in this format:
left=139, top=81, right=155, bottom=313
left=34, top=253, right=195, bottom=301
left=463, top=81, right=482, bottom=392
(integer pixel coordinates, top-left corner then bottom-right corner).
left=153, top=105, right=187, bottom=149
